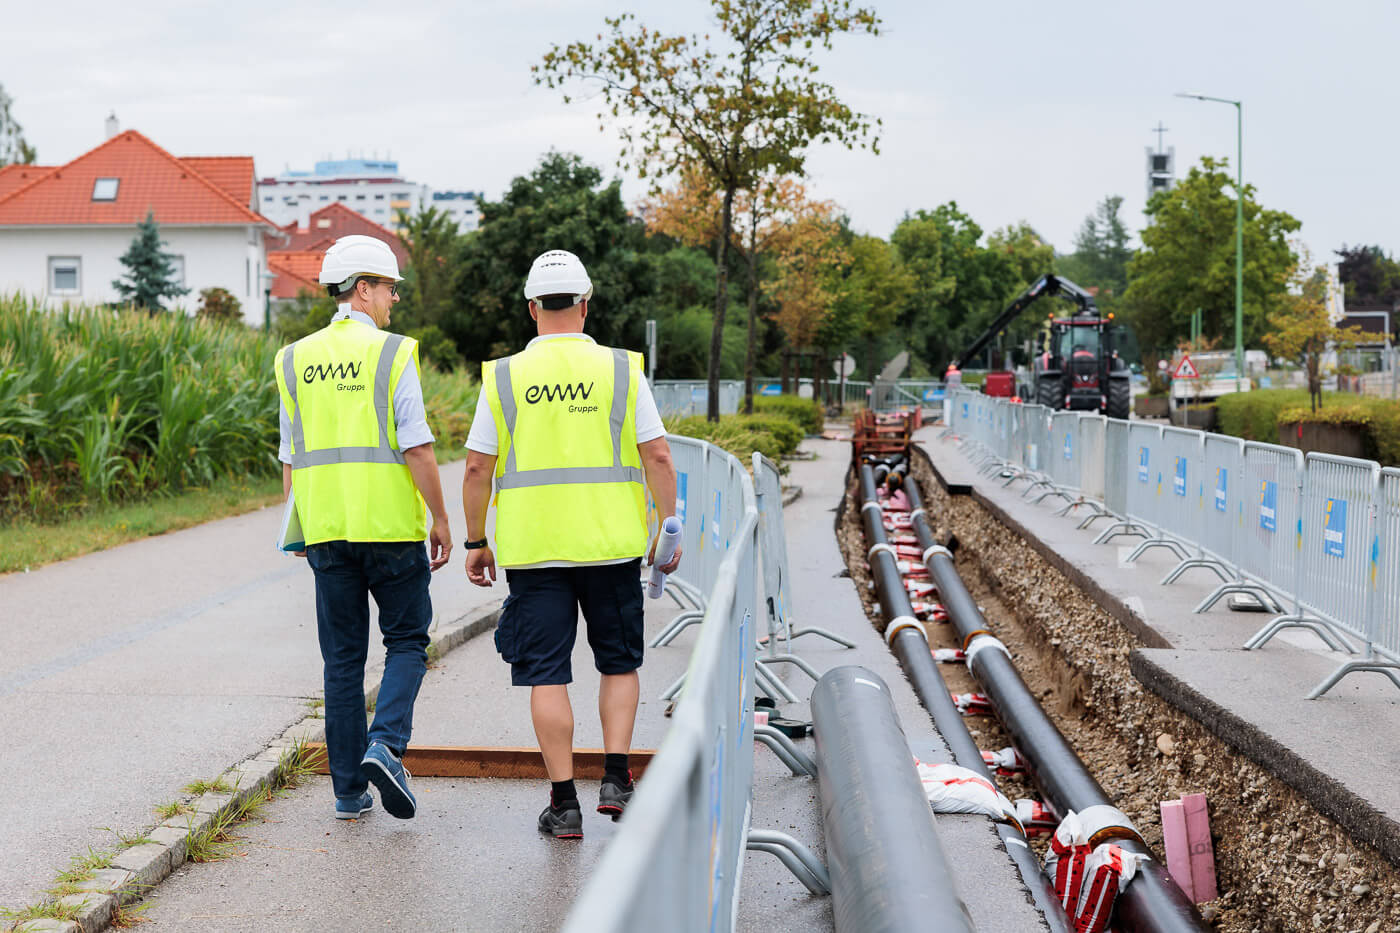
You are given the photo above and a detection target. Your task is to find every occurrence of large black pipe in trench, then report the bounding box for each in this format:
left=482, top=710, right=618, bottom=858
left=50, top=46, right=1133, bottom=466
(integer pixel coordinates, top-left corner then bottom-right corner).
left=858, top=464, right=1070, bottom=933
left=899, top=471, right=1207, bottom=933
left=812, top=665, right=975, bottom=933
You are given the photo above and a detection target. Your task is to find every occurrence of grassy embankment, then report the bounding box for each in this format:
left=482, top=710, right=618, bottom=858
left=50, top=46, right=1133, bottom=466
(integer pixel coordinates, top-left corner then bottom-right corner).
left=0, top=295, right=477, bottom=573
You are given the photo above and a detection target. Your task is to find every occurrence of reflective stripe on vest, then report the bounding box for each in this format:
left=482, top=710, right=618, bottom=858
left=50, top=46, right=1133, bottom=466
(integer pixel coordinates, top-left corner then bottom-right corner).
left=283, top=334, right=407, bottom=468
left=493, top=347, right=644, bottom=489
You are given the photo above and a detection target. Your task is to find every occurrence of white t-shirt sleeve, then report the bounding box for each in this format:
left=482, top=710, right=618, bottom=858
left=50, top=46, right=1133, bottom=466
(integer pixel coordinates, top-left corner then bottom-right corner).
left=634, top=374, right=665, bottom=443
left=392, top=358, right=436, bottom=450
left=465, top=388, right=499, bottom=455
left=278, top=402, right=292, bottom=464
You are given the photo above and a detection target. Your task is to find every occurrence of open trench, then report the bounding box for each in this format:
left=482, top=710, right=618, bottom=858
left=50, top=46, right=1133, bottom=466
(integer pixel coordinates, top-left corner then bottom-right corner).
left=833, top=450, right=1400, bottom=933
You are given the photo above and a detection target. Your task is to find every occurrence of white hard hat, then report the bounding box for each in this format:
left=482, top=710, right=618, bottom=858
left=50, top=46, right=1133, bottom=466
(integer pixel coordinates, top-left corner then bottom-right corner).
left=318, top=235, right=403, bottom=296
left=523, top=249, right=593, bottom=310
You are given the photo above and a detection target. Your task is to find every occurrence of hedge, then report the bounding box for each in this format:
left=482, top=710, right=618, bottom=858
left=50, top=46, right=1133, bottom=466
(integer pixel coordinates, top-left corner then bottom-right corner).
left=1215, top=389, right=1400, bottom=467
left=753, top=395, right=823, bottom=435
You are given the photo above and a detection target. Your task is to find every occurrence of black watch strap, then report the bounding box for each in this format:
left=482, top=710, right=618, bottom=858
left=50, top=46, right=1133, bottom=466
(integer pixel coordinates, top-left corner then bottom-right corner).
left=464, top=538, right=489, bottom=550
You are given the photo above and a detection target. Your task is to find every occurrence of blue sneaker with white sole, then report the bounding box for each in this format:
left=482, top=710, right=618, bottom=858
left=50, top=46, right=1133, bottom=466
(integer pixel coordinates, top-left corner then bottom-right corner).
left=334, top=791, right=373, bottom=820
left=360, top=743, right=416, bottom=819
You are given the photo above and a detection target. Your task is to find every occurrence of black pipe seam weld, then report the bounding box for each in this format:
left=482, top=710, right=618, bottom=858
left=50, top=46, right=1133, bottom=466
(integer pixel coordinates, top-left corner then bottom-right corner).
left=858, top=464, right=1071, bottom=933
left=812, top=665, right=975, bottom=933
left=899, top=472, right=1208, bottom=933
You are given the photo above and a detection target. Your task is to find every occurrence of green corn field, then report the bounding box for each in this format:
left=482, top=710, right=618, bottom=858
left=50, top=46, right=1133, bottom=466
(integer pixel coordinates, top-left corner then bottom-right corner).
left=0, top=295, right=478, bottom=522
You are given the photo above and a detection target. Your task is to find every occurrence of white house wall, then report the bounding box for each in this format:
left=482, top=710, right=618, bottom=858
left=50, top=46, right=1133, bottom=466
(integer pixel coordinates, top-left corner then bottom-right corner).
left=0, top=224, right=268, bottom=326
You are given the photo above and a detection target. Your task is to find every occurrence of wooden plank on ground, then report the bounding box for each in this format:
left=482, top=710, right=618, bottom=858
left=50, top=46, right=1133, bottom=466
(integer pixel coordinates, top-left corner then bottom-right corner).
left=303, top=744, right=655, bottom=779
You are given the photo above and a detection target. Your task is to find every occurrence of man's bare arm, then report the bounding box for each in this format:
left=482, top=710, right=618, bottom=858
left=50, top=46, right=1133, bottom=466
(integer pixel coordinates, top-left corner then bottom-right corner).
left=462, top=450, right=498, bottom=586
left=403, top=444, right=452, bottom=571
left=639, top=436, right=680, bottom=573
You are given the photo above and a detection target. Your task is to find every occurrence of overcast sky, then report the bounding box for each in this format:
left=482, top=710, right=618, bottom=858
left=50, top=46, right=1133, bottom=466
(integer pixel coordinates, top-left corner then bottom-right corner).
left=7, top=0, right=1396, bottom=264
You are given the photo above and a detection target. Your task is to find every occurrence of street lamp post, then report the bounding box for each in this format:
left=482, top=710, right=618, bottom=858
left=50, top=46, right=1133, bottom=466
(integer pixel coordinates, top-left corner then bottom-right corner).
left=1176, top=92, right=1244, bottom=385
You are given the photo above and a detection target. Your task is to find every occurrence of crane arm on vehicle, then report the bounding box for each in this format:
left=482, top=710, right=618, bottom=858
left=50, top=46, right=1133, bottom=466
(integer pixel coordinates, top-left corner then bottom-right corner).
left=952, top=274, right=1098, bottom=369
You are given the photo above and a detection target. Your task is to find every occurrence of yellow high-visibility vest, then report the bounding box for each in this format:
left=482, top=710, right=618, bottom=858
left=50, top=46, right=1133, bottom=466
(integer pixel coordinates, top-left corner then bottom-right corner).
left=483, top=339, right=648, bottom=567
left=274, top=320, right=426, bottom=545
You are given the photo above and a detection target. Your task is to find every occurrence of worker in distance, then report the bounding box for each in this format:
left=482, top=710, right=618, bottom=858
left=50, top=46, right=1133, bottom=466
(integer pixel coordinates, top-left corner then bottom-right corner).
left=461, top=249, right=680, bottom=839
left=275, top=234, right=453, bottom=823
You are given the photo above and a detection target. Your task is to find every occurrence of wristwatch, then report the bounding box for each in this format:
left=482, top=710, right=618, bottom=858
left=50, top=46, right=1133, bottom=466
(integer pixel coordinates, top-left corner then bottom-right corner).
left=464, top=538, right=489, bottom=550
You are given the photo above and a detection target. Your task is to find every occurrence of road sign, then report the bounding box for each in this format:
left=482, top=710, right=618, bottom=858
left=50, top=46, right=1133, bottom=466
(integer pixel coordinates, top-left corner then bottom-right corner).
left=833, top=353, right=856, bottom=378
left=1173, top=355, right=1200, bottom=379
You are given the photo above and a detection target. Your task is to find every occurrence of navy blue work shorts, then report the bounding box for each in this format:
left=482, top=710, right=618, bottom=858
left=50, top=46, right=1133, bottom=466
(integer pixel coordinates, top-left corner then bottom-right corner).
left=494, top=558, right=645, bottom=686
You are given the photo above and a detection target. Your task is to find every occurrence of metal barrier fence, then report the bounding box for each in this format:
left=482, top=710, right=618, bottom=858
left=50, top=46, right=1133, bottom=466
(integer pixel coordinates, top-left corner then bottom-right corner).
left=653, top=380, right=744, bottom=418
left=566, top=438, right=759, bottom=933
left=940, top=386, right=1400, bottom=697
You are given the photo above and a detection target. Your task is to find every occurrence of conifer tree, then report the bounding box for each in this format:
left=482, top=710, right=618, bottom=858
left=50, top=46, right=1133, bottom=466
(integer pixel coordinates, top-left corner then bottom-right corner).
left=113, top=211, right=188, bottom=313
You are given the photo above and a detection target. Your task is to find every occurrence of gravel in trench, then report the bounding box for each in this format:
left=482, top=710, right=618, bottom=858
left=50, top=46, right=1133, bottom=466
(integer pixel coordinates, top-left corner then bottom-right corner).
left=833, top=453, right=1400, bottom=933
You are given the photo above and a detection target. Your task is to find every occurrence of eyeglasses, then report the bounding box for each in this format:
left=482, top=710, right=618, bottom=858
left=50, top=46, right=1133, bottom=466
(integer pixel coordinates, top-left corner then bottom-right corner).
left=362, top=278, right=398, bottom=297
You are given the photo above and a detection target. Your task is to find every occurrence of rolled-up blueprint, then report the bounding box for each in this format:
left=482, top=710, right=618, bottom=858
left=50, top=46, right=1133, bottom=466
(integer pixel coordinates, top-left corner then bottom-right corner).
left=647, top=516, right=684, bottom=599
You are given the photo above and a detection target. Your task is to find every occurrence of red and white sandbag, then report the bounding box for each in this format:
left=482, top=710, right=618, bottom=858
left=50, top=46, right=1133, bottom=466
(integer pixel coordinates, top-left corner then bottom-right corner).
left=1073, top=843, right=1148, bottom=933
left=906, top=579, right=937, bottom=599
left=951, top=692, right=993, bottom=715
left=895, top=560, right=930, bottom=578
left=886, top=489, right=911, bottom=512
left=887, top=532, right=919, bottom=546
left=931, top=647, right=966, bottom=663
left=980, top=746, right=1027, bottom=775
left=1044, top=811, right=1091, bottom=915
left=911, top=600, right=948, bottom=622
left=1013, top=799, right=1058, bottom=836
left=913, top=760, right=1019, bottom=827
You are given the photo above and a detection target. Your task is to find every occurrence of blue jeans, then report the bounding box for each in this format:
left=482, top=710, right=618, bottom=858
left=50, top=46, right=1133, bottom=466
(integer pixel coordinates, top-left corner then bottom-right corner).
left=306, top=540, right=432, bottom=800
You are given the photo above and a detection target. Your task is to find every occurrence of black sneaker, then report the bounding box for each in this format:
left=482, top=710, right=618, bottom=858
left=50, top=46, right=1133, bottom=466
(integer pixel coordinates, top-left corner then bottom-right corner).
left=538, top=801, right=583, bottom=839
left=597, top=778, right=634, bottom=821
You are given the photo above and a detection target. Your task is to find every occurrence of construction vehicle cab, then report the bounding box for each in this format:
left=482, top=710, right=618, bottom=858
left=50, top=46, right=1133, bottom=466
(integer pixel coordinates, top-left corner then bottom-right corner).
left=955, top=274, right=1132, bottom=419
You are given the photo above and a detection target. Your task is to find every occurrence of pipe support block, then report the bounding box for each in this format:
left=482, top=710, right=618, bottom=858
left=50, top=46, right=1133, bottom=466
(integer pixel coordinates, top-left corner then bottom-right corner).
left=1077, top=804, right=1145, bottom=847
left=885, top=615, right=924, bottom=646
left=923, top=543, right=953, bottom=564
left=867, top=542, right=896, bottom=562
left=964, top=634, right=1011, bottom=673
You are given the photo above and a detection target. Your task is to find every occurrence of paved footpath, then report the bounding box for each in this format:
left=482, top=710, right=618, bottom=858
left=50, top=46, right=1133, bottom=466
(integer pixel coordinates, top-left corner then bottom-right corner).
left=83, top=435, right=1044, bottom=933
left=0, top=460, right=503, bottom=912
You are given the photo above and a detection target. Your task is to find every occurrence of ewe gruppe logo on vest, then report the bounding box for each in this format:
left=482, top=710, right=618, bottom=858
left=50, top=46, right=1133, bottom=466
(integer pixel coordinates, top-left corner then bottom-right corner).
left=303, top=361, right=366, bottom=392
left=524, top=381, right=599, bottom=414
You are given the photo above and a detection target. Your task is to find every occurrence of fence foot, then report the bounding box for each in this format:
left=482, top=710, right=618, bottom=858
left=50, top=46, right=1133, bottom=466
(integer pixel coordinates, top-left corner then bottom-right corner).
left=1194, top=581, right=1282, bottom=614
left=651, top=611, right=702, bottom=647
left=1244, top=613, right=1356, bottom=654
left=754, top=662, right=801, bottom=704
left=1160, top=557, right=1232, bottom=586
left=754, top=723, right=818, bottom=777
left=1093, top=520, right=1149, bottom=544
left=1125, top=536, right=1190, bottom=564
left=1308, top=658, right=1400, bottom=699
left=660, top=671, right=687, bottom=701
left=759, top=654, right=824, bottom=683
left=787, top=626, right=857, bottom=649
left=746, top=828, right=830, bottom=895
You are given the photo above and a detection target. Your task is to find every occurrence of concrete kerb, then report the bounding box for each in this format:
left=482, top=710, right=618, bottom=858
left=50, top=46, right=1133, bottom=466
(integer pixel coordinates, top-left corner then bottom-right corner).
left=11, top=601, right=502, bottom=933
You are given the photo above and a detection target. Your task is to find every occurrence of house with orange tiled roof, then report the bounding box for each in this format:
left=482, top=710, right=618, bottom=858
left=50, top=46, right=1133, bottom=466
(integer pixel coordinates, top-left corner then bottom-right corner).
left=0, top=120, right=278, bottom=325
left=266, top=203, right=408, bottom=303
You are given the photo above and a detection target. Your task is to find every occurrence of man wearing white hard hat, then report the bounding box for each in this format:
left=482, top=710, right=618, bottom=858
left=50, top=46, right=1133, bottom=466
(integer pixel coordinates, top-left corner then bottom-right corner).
left=461, top=249, right=680, bottom=839
left=274, top=234, right=453, bottom=823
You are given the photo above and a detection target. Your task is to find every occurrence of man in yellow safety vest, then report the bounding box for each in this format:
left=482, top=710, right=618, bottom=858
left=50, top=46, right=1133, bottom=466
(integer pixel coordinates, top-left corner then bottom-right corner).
left=274, top=234, right=453, bottom=822
left=461, top=249, right=680, bottom=839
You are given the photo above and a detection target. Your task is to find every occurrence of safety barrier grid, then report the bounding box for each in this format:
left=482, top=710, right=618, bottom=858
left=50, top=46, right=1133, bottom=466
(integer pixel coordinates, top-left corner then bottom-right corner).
left=652, top=380, right=744, bottom=418
left=941, top=386, right=1400, bottom=698
left=753, top=453, right=855, bottom=665
left=567, top=435, right=827, bottom=933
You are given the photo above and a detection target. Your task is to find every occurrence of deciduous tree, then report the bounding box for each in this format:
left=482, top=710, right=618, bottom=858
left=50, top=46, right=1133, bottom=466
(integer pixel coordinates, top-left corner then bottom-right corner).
left=395, top=205, right=460, bottom=331
left=536, top=0, right=881, bottom=419
left=1335, top=244, right=1400, bottom=309
left=1265, top=247, right=1366, bottom=412
left=1122, top=156, right=1299, bottom=356
left=0, top=83, right=36, bottom=167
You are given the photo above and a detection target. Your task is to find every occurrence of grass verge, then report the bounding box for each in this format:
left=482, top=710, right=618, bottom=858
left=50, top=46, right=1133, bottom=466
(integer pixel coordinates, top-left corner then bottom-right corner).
left=0, top=476, right=284, bottom=575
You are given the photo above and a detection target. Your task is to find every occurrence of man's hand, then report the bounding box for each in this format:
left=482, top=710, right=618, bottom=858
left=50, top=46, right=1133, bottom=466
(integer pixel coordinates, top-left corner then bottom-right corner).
left=648, top=536, right=682, bottom=575
left=427, top=518, right=452, bottom=571
left=465, top=546, right=497, bottom=587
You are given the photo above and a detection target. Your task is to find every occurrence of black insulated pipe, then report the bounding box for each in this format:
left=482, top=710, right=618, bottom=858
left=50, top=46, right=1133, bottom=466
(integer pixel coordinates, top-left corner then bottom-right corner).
left=859, top=464, right=1070, bottom=932
left=811, top=665, right=975, bottom=933
left=901, top=472, right=1208, bottom=933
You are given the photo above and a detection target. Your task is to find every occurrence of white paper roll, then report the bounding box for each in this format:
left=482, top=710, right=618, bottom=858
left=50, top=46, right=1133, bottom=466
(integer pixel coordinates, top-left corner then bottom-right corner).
left=647, top=516, right=684, bottom=599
